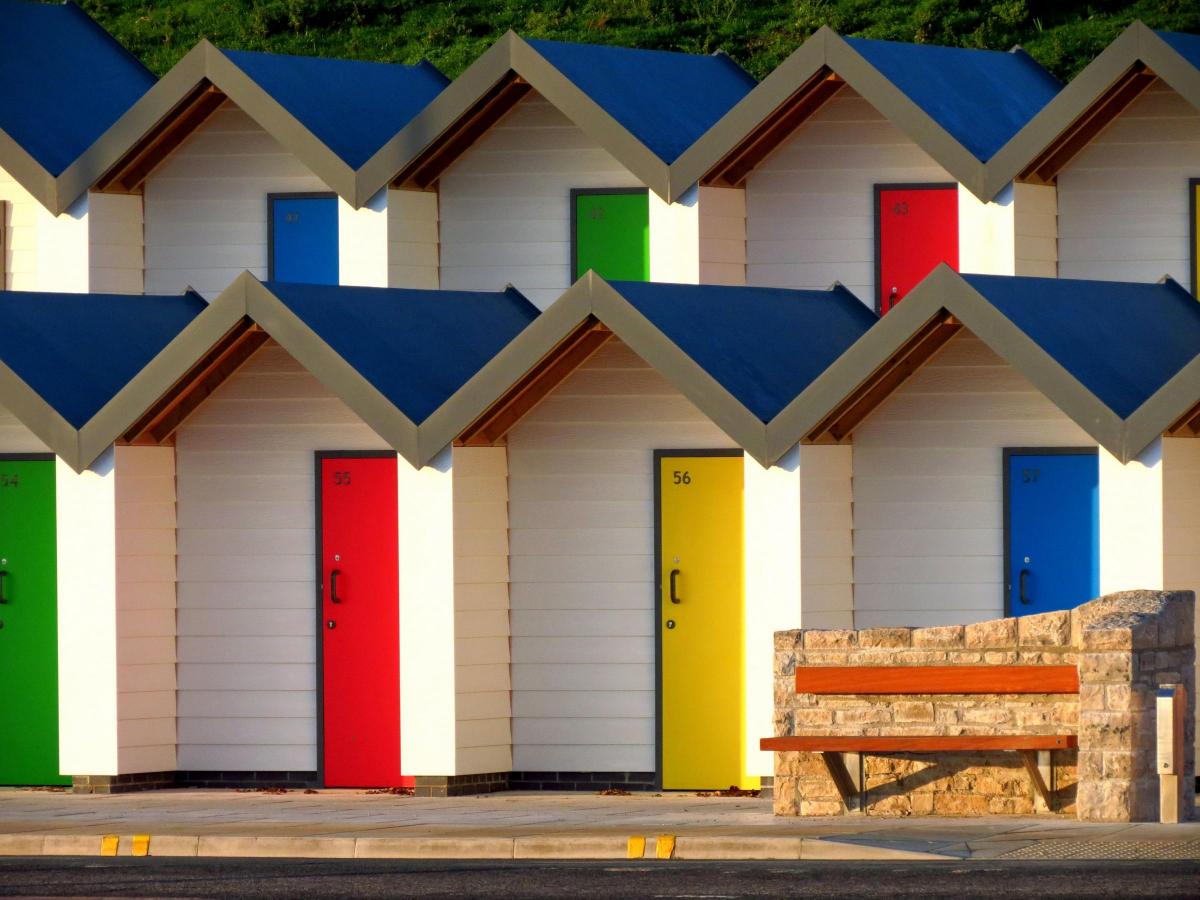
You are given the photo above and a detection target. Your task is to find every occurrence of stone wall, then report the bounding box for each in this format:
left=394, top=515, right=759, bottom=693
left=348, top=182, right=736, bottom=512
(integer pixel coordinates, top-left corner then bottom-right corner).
left=772, top=591, right=1194, bottom=821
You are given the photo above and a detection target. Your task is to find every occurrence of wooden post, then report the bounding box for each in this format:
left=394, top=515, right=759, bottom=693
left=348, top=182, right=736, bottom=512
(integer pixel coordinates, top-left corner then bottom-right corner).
left=1157, top=683, right=1186, bottom=824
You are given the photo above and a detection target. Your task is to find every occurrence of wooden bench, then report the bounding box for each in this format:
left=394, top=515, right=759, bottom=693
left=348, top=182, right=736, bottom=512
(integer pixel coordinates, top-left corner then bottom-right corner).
left=760, top=665, right=1080, bottom=811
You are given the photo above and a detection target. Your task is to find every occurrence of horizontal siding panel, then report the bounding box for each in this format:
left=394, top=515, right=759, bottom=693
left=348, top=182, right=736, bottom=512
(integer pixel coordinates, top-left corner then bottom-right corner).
left=510, top=527, right=651, bottom=557
left=178, top=608, right=313, bottom=637
left=513, top=717, right=652, bottom=746
left=510, top=555, right=651, bottom=584
left=119, top=718, right=176, bottom=749
left=511, top=636, right=653, bottom=665
left=513, top=690, right=655, bottom=719
left=178, top=717, right=313, bottom=745
left=512, top=582, right=655, bottom=611
left=511, top=610, right=652, bottom=638
left=512, top=663, right=652, bottom=692
left=456, top=663, right=511, bottom=695
left=177, top=745, right=316, bottom=771
left=178, top=581, right=310, bottom=609
left=178, top=663, right=314, bottom=691
left=456, top=718, right=511, bottom=750
left=178, top=690, right=315, bottom=718
left=118, top=691, right=177, bottom=721
left=512, top=745, right=654, bottom=772
left=178, top=636, right=314, bottom=664
left=455, top=691, right=511, bottom=722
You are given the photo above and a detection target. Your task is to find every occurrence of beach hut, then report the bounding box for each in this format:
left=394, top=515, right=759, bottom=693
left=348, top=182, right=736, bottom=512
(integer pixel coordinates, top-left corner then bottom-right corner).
left=679, top=27, right=1063, bottom=311
left=74, top=41, right=448, bottom=297
left=0, top=287, right=206, bottom=787
left=374, top=32, right=757, bottom=305
left=0, top=0, right=154, bottom=292
left=988, top=22, right=1200, bottom=293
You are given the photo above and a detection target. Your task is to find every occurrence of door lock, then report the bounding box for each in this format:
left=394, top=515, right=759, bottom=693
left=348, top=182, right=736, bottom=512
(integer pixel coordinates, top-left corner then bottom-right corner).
left=665, top=619, right=676, bottom=630
left=327, top=619, right=336, bottom=629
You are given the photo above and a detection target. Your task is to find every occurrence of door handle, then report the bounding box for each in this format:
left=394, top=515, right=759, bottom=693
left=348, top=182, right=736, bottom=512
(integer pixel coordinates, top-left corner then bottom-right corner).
left=1019, top=568, right=1032, bottom=605
left=0, top=569, right=7, bottom=604
left=330, top=568, right=342, bottom=604
left=669, top=568, right=681, bottom=604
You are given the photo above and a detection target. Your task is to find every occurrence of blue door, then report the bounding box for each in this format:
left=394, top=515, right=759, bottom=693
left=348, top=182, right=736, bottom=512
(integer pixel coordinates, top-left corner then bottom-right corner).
left=270, top=195, right=338, bottom=284
left=1006, top=450, right=1099, bottom=615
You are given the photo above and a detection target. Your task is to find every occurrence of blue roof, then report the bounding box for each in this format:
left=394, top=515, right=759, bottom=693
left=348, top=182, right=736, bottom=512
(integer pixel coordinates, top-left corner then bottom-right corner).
left=1157, top=30, right=1200, bottom=70
left=263, top=282, right=539, bottom=423
left=963, top=274, right=1200, bottom=418
left=607, top=281, right=877, bottom=422
left=222, top=49, right=449, bottom=169
left=0, top=0, right=154, bottom=176
left=524, top=39, right=756, bottom=164
left=0, top=290, right=206, bottom=428
left=844, top=37, right=1061, bottom=162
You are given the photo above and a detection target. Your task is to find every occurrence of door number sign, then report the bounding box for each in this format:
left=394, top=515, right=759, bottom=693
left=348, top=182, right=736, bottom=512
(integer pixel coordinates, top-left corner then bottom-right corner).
left=672, top=470, right=691, bottom=485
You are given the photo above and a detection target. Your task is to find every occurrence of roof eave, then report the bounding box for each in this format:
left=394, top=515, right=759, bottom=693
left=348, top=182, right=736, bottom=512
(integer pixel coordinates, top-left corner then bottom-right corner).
left=779, top=265, right=1134, bottom=460
left=1121, top=351, right=1200, bottom=463
left=588, top=277, right=772, bottom=462
left=685, top=26, right=991, bottom=201
left=983, top=23, right=1145, bottom=198
left=75, top=279, right=253, bottom=469
left=0, top=358, right=85, bottom=472
left=365, top=31, right=673, bottom=202
left=0, top=126, right=62, bottom=215
left=667, top=29, right=829, bottom=203
left=414, top=281, right=596, bottom=468
left=241, top=277, right=424, bottom=465
left=74, top=40, right=359, bottom=207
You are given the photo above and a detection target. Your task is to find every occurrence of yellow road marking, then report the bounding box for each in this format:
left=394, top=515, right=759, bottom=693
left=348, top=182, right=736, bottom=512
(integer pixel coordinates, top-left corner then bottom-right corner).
left=627, top=835, right=646, bottom=859
left=655, top=834, right=676, bottom=859
left=100, top=835, right=119, bottom=857
left=132, top=835, right=150, bottom=857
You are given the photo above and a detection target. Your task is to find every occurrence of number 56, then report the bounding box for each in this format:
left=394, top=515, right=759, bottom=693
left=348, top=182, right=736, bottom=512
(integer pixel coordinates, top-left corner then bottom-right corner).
left=672, top=470, right=691, bottom=485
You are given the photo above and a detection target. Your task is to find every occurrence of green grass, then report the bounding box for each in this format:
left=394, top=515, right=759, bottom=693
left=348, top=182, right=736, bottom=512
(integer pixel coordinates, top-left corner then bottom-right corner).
left=75, top=0, right=1200, bottom=81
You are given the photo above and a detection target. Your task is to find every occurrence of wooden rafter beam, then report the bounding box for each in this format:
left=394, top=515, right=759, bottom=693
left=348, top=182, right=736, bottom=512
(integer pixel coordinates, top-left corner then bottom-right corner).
left=96, top=82, right=227, bottom=193
left=394, top=73, right=532, bottom=191
left=805, top=312, right=961, bottom=444
left=121, top=319, right=268, bottom=446
left=702, top=69, right=844, bottom=189
left=456, top=318, right=611, bottom=447
left=1166, top=399, right=1200, bottom=438
left=1019, top=65, right=1156, bottom=185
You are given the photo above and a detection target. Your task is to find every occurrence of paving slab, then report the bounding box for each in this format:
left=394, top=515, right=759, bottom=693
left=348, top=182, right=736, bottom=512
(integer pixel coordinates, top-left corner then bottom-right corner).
left=2, top=789, right=1199, bottom=861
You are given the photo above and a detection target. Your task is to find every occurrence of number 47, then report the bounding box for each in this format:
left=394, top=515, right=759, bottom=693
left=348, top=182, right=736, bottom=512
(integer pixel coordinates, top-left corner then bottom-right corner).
left=672, top=470, right=691, bottom=485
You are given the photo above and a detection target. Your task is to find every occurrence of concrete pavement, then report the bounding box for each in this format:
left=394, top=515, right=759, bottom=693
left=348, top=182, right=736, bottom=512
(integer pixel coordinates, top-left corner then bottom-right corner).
left=1, top=788, right=1198, bottom=861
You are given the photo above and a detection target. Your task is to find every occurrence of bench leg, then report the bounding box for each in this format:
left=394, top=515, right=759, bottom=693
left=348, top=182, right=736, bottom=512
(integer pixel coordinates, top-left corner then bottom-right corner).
left=821, top=752, right=864, bottom=812
left=1020, top=750, right=1055, bottom=812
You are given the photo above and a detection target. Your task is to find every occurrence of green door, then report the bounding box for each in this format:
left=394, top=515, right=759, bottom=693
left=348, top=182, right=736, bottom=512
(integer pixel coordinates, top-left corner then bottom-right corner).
left=572, top=190, right=650, bottom=281
left=0, top=457, right=66, bottom=785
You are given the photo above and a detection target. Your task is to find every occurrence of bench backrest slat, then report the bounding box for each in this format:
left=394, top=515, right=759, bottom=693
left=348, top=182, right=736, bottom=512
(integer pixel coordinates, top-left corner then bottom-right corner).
left=796, top=665, right=1079, bottom=695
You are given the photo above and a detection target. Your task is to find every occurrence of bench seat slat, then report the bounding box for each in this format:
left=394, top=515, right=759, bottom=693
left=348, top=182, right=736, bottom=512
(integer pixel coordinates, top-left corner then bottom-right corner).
left=760, top=735, right=1076, bottom=752
left=796, top=665, right=1079, bottom=695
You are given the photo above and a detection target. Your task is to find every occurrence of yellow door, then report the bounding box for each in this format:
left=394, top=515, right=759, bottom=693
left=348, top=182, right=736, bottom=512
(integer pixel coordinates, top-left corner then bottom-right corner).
left=658, top=452, right=754, bottom=790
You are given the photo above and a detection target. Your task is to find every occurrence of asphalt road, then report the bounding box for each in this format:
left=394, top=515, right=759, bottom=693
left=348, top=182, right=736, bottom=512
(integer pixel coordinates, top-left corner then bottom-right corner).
left=0, top=858, right=1198, bottom=899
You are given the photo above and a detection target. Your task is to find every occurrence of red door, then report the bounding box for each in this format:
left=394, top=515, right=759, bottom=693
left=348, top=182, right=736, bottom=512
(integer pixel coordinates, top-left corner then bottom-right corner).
left=876, top=185, right=959, bottom=314
left=319, top=454, right=406, bottom=787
